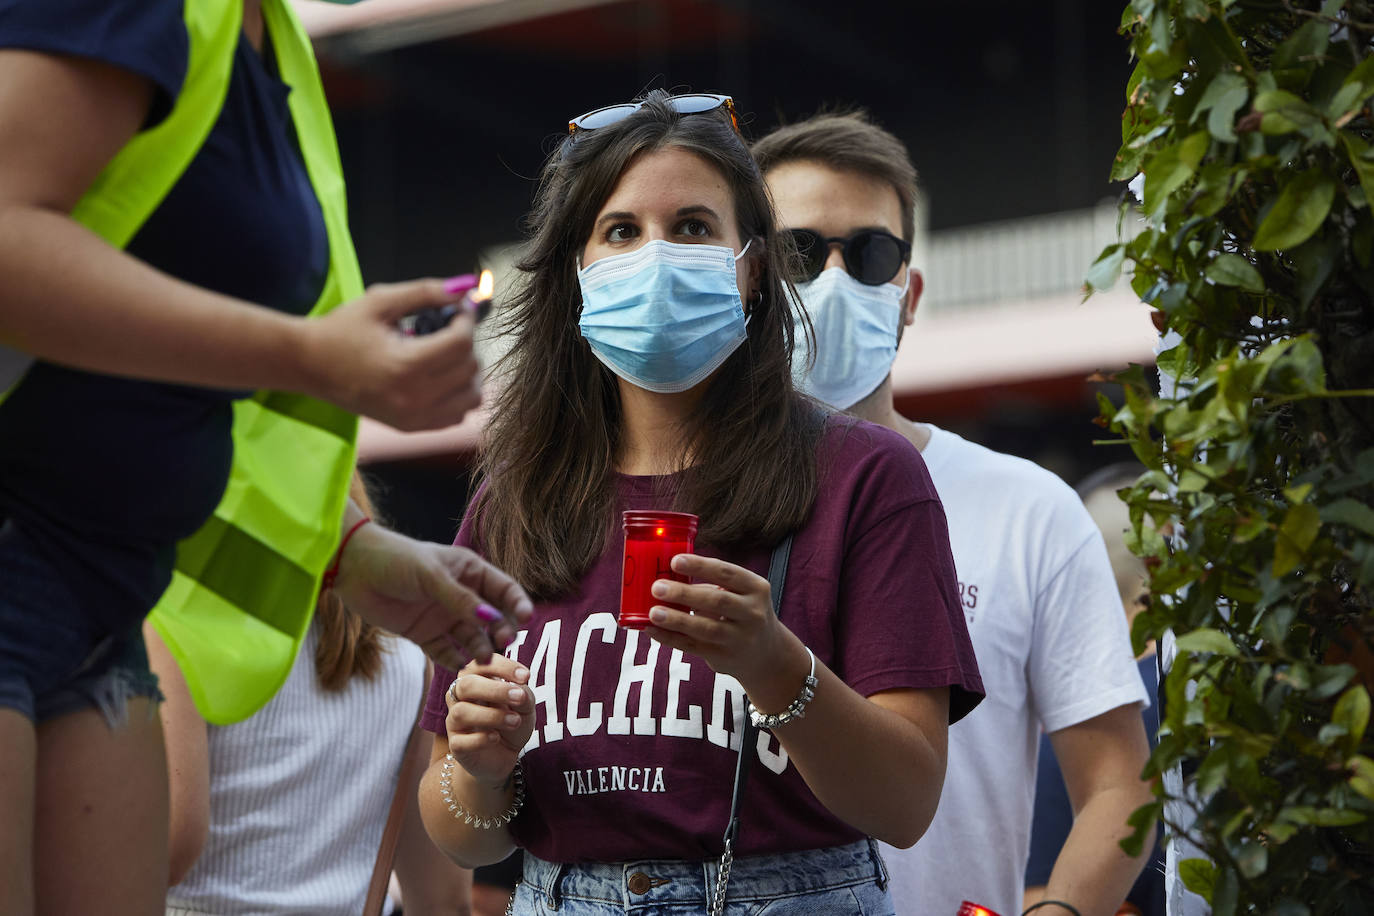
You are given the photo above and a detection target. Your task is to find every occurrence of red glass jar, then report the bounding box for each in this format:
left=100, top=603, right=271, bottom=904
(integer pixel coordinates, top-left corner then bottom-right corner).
left=619, top=510, right=698, bottom=629
left=956, top=903, right=1002, bottom=916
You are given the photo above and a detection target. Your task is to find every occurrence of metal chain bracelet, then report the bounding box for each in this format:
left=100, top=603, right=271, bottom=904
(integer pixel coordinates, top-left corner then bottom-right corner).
left=747, top=647, right=818, bottom=730
left=439, top=755, right=525, bottom=829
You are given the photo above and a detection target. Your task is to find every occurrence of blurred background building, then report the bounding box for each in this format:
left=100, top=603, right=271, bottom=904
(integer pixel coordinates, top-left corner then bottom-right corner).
left=290, top=0, right=1157, bottom=542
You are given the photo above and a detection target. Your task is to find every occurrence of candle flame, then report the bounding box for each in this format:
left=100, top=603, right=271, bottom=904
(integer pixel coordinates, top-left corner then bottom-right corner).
left=476, top=269, right=494, bottom=300
left=655, top=527, right=664, bottom=537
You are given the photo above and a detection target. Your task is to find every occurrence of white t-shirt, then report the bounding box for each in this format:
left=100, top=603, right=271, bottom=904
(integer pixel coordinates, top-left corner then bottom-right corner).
left=166, top=623, right=426, bottom=916
left=881, top=424, right=1149, bottom=916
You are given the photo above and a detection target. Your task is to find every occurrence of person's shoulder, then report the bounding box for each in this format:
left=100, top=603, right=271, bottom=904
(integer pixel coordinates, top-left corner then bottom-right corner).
left=925, top=425, right=1085, bottom=511
left=0, top=0, right=189, bottom=118
left=820, top=413, right=919, bottom=464
left=817, top=413, right=940, bottom=506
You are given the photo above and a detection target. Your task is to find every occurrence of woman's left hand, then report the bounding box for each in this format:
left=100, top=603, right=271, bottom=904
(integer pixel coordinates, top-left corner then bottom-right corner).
left=643, top=553, right=803, bottom=692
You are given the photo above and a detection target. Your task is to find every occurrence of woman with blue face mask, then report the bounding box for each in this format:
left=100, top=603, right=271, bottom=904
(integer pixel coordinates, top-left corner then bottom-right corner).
left=417, top=90, right=985, bottom=915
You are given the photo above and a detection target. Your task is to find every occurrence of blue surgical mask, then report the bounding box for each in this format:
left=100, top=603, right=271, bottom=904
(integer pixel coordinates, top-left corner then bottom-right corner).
left=577, top=239, right=751, bottom=394
left=791, top=266, right=908, bottom=409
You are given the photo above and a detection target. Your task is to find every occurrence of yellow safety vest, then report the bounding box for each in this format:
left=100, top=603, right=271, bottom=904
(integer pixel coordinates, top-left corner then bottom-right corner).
left=6, top=0, right=363, bottom=724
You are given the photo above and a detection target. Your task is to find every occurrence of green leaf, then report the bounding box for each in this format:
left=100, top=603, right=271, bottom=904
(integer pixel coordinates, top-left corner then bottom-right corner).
left=1288, top=233, right=1341, bottom=309
left=1252, top=170, right=1337, bottom=251
left=1312, top=663, right=1356, bottom=700
left=1235, top=841, right=1268, bottom=880
left=1343, top=54, right=1374, bottom=100
left=1333, top=685, right=1371, bottom=747
left=1142, top=37, right=1189, bottom=80
left=1254, top=89, right=1324, bottom=135
left=1266, top=820, right=1300, bottom=844
left=1283, top=482, right=1313, bottom=504
left=1186, top=13, right=1252, bottom=80
left=1144, top=131, right=1210, bottom=217
left=1179, top=857, right=1216, bottom=898
left=1349, top=755, right=1374, bottom=802
left=1270, top=902, right=1311, bottom=916
left=1176, top=627, right=1241, bottom=656
left=1265, top=336, right=1327, bottom=395
left=1194, top=72, right=1249, bottom=142
left=1319, top=722, right=1349, bottom=745
left=1192, top=162, right=1247, bottom=217
left=1327, top=81, right=1365, bottom=123
left=1274, top=503, right=1321, bottom=576
left=1205, top=253, right=1265, bottom=292
left=1273, top=20, right=1329, bottom=72
left=1340, top=133, right=1374, bottom=220
left=1279, top=805, right=1367, bottom=827
left=1195, top=747, right=1230, bottom=796
left=1085, top=245, right=1126, bottom=292
left=1214, top=865, right=1239, bottom=916
left=1321, top=497, right=1374, bottom=536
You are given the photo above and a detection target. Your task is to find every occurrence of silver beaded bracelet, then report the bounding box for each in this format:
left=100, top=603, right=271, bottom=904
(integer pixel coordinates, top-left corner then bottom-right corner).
left=438, top=754, right=525, bottom=829
left=748, top=647, right=818, bottom=730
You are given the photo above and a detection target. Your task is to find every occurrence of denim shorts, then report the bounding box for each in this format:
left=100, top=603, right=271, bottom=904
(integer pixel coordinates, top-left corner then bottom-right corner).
left=512, top=838, right=893, bottom=915
left=0, top=519, right=162, bottom=725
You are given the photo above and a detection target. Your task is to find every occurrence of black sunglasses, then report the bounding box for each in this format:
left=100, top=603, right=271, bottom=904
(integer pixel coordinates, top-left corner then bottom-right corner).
left=568, top=93, right=739, bottom=136
left=785, top=228, right=912, bottom=286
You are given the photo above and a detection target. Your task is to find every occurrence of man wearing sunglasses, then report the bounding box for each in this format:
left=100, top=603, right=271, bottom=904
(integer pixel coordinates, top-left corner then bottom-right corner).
left=754, top=113, right=1154, bottom=916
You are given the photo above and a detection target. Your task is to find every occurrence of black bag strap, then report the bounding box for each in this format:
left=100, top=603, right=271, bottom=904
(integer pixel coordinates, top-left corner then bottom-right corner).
left=720, top=534, right=794, bottom=854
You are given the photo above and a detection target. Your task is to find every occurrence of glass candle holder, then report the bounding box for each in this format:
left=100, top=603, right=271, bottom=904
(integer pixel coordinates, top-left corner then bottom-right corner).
left=619, top=510, right=698, bottom=629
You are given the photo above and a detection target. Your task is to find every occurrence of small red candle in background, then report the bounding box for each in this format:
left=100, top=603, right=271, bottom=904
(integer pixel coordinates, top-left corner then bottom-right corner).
left=956, top=902, right=1002, bottom=916
left=619, top=510, right=698, bottom=629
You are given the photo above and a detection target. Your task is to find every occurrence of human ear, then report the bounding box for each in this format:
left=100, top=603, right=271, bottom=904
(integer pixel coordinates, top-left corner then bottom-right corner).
left=904, top=269, right=924, bottom=326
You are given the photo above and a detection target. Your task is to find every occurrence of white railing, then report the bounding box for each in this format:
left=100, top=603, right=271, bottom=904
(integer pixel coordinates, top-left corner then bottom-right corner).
left=918, top=200, right=1141, bottom=314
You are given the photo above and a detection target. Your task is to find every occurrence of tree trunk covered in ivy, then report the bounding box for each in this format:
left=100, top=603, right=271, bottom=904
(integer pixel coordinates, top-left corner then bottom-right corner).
left=1093, top=0, right=1374, bottom=912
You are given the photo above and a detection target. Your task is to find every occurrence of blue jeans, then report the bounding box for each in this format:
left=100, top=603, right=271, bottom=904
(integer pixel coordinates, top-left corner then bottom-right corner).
left=0, top=519, right=161, bottom=725
left=513, top=838, right=893, bottom=915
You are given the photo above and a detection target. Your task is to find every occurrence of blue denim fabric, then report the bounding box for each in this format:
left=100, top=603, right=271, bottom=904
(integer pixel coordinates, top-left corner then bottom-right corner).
left=0, top=520, right=162, bottom=725
left=513, top=838, right=893, bottom=915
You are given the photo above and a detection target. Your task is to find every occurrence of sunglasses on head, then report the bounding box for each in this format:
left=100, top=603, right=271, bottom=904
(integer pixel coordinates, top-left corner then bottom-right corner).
left=785, top=227, right=912, bottom=286
left=568, top=93, right=739, bottom=136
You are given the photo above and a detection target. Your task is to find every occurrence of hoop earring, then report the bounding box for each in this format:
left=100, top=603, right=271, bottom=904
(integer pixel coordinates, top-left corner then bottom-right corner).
left=747, top=289, right=763, bottom=316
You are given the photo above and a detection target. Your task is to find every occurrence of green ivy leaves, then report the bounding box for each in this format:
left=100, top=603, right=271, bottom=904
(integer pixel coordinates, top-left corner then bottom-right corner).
left=1106, top=1, right=1374, bottom=909
left=1204, top=253, right=1264, bottom=291
left=1253, top=170, right=1337, bottom=251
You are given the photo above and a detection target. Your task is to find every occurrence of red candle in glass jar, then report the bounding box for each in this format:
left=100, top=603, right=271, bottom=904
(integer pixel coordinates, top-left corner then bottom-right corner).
left=619, top=510, right=698, bottom=629
left=955, top=902, right=1002, bottom=916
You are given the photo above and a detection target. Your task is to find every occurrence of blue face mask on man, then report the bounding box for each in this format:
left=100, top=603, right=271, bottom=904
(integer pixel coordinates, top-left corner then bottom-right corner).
left=791, top=266, right=908, bottom=410
left=577, top=239, right=752, bottom=394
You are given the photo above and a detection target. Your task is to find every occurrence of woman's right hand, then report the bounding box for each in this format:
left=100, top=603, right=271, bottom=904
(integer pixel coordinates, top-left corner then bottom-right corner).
left=300, top=279, right=483, bottom=432
left=444, top=655, right=534, bottom=789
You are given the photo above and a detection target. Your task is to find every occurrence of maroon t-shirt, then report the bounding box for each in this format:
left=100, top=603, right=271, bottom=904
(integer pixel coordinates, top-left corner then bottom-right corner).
left=422, top=417, right=983, bottom=863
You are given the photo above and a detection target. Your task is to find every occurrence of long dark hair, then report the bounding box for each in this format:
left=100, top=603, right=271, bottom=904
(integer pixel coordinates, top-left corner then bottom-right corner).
left=475, top=90, right=821, bottom=598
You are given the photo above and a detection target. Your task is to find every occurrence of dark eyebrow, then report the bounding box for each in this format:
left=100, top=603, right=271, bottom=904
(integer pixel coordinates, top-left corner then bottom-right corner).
left=677, top=205, right=721, bottom=221
left=595, top=205, right=722, bottom=228
left=595, top=210, right=636, bottom=228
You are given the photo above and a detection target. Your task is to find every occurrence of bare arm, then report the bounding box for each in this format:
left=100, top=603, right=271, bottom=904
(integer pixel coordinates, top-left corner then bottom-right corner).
left=648, top=554, right=950, bottom=848
left=418, top=657, right=533, bottom=868
left=393, top=729, right=474, bottom=916
left=744, top=652, right=947, bottom=849
left=331, top=500, right=534, bottom=671
left=1028, top=704, right=1155, bottom=916
left=142, top=622, right=210, bottom=886
left=0, top=50, right=480, bottom=431
left=418, top=733, right=522, bottom=869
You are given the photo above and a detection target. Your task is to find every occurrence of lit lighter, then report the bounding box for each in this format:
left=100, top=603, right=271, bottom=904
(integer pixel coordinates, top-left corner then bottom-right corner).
left=403, top=269, right=495, bottom=335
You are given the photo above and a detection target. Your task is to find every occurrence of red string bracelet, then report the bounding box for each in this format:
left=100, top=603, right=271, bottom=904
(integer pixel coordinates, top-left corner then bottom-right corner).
left=321, top=517, right=372, bottom=591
